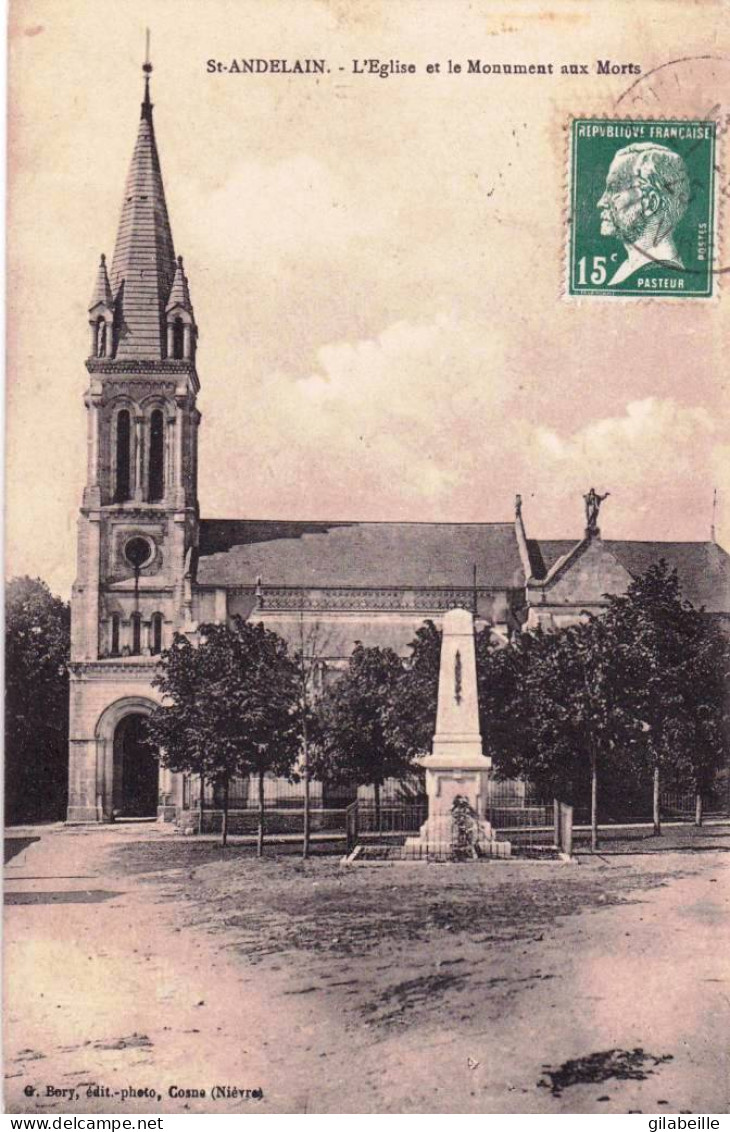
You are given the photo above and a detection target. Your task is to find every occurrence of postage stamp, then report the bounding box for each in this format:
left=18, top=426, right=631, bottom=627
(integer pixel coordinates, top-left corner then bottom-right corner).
left=568, top=118, right=716, bottom=298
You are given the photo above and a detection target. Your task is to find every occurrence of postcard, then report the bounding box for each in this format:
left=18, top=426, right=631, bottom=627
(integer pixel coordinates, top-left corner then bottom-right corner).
left=5, top=0, right=729, bottom=1118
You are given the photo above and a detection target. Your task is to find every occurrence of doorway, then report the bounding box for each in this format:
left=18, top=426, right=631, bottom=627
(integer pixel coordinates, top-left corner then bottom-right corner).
left=113, top=714, right=158, bottom=817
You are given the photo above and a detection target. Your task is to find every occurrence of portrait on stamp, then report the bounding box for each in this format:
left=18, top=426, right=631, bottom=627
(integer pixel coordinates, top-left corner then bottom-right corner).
left=596, top=142, right=690, bottom=285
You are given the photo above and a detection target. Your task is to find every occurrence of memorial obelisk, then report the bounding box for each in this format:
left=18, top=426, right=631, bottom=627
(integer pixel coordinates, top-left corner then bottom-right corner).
left=406, top=607, right=511, bottom=858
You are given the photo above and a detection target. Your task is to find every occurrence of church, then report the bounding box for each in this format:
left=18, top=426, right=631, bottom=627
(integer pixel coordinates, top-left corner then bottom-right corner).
left=67, top=66, right=730, bottom=824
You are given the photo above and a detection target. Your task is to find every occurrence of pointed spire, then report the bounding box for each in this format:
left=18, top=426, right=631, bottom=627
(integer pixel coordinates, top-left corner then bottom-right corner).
left=166, top=255, right=195, bottom=315
left=109, top=55, right=177, bottom=361
left=513, top=491, right=535, bottom=581
left=89, top=253, right=113, bottom=310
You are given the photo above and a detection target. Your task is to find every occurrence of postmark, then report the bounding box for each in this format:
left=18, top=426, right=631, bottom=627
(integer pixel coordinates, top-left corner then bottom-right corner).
left=568, top=118, right=716, bottom=298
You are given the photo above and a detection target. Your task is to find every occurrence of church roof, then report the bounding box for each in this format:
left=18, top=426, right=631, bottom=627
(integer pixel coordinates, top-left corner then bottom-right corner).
left=196, top=521, right=730, bottom=612
left=109, top=72, right=177, bottom=360
left=197, top=520, right=526, bottom=590
left=532, top=538, right=730, bottom=612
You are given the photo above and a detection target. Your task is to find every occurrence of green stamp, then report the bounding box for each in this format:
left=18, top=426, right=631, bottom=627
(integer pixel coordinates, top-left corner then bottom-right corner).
left=568, top=118, right=716, bottom=297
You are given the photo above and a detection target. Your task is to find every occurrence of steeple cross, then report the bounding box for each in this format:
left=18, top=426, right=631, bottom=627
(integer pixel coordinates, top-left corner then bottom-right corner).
left=141, top=29, right=153, bottom=119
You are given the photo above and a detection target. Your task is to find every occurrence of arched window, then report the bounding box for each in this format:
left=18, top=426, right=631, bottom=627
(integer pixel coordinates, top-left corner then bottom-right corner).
left=115, top=410, right=131, bottom=502
left=151, top=613, right=163, bottom=655
left=148, top=409, right=165, bottom=502
left=172, top=317, right=185, bottom=360
left=110, top=613, right=121, bottom=656
left=96, top=318, right=106, bottom=358
left=131, top=612, right=142, bottom=656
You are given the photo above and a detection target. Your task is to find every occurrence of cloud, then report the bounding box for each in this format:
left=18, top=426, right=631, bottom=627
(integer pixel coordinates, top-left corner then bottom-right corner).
left=201, top=311, right=516, bottom=516
left=523, top=398, right=721, bottom=536
left=532, top=398, right=715, bottom=482
left=202, top=348, right=724, bottom=547
left=186, top=154, right=385, bottom=267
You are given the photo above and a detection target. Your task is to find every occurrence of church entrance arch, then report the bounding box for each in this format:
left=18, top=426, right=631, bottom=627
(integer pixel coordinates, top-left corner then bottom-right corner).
left=95, top=697, right=160, bottom=820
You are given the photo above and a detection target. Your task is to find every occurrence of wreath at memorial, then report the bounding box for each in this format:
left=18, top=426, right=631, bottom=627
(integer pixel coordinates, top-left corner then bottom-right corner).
left=451, top=794, right=479, bottom=860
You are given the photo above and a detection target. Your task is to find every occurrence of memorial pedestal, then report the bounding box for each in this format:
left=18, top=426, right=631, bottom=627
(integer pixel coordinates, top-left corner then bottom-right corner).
left=405, top=756, right=511, bottom=858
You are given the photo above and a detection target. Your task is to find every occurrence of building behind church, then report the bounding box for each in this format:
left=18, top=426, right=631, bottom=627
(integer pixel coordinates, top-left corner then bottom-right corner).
left=67, top=67, right=730, bottom=825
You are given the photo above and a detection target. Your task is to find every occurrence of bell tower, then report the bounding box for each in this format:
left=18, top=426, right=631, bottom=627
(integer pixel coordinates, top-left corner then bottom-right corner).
left=68, top=59, right=200, bottom=821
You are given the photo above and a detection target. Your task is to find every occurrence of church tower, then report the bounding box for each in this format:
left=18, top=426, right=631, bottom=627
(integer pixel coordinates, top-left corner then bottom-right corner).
left=67, top=62, right=200, bottom=822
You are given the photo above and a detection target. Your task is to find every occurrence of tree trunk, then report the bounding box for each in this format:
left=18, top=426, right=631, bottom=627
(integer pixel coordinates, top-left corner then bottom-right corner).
left=302, top=724, right=311, bottom=861
left=653, top=763, right=661, bottom=836
left=374, top=781, right=381, bottom=833
left=590, top=748, right=598, bottom=852
left=695, top=789, right=703, bottom=827
left=221, top=774, right=229, bottom=849
left=257, top=770, right=265, bottom=859
left=198, top=773, right=205, bottom=835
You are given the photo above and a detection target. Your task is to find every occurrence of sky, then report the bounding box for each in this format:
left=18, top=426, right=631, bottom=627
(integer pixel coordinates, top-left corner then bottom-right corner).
left=6, top=0, right=730, bottom=597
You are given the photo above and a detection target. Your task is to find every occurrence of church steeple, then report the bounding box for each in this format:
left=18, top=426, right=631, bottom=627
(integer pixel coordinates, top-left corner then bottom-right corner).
left=108, top=60, right=178, bottom=360
left=80, top=58, right=200, bottom=517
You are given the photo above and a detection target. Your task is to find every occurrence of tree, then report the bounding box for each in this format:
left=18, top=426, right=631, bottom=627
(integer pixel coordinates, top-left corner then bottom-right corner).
left=603, top=562, right=730, bottom=832
left=292, top=611, right=330, bottom=860
left=478, top=617, right=634, bottom=849
left=475, top=625, right=532, bottom=773
left=149, top=618, right=302, bottom=851
left=5, top=577, right=70, bottom=824
left=315, top=643, right=412, bottom=827
left=679, top=624, right=730, bottom=824
left=387, top=620, right=442, bottom=764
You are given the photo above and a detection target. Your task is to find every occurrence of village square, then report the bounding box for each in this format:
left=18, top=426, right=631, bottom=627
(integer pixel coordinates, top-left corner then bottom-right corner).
left=5, top=37, right=730, bottom=1119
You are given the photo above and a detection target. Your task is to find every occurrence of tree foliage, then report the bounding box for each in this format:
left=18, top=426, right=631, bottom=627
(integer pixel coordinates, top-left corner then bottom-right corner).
left=388, top=619, right=442, bottom=761
left=148, top=617, right=302, bottom=848
left=315, top=643, right=415, bottom=816
left=5, top=577, right=70, bottom=823
left=601, top=561, right=730, bottom=823
left=475, top=626, right=531, bottom=770
left=478, top=618, right=635, bottom=835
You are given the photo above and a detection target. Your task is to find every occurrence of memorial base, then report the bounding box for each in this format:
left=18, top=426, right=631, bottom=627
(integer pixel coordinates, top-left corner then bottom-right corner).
left=403, top=752, right=511, bottom=859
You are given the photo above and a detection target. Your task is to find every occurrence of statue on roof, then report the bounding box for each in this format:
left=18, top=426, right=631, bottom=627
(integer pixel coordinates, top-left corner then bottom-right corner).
left=583, top=487, right=610, bottom=534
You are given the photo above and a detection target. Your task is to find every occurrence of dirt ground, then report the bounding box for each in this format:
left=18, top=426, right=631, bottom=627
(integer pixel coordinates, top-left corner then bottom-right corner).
left=4, top=822, right=729, bottom=1114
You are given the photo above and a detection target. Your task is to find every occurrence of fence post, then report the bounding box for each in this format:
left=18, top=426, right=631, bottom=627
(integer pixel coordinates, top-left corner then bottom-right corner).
left=346, top=801, right=358, bottom=851
left=553, top=798, right=560, bottom=849
left=560, top=803, right=574, bottom=858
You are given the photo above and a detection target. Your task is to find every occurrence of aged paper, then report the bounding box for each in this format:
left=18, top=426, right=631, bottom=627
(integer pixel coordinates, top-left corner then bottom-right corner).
left=5, top=0, right=729, bottom=1117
